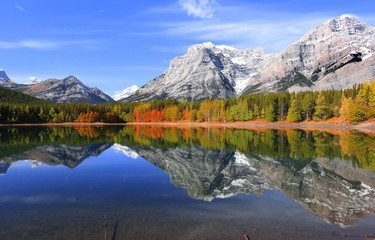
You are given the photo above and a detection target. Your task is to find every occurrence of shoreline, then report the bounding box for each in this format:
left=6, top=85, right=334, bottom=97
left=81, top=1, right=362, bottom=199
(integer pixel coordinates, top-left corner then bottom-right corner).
left=125, top=120, right=375, bottom=134
left=1, top=120, right=375, bottom=134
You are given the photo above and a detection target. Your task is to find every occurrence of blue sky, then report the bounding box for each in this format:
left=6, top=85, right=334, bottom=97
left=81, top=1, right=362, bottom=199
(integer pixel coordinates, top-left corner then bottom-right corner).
left=1, top=0, right=375, bottom=96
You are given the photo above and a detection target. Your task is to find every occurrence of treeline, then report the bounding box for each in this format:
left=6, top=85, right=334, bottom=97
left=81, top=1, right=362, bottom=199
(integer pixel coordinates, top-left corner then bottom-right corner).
left=0, top=81, right=374, bottom=124
left=0, top=102, right=125, bottom=124
left=1, top=126, right=374, bottom=171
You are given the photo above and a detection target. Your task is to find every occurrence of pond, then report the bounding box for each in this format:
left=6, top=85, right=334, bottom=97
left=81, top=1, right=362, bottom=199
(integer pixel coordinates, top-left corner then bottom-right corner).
left=0, top=126, right=374, bottom=240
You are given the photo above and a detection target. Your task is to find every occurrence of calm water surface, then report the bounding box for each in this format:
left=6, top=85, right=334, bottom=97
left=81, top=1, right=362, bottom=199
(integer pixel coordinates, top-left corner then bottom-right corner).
left=0, top=126, right=374, bottom=240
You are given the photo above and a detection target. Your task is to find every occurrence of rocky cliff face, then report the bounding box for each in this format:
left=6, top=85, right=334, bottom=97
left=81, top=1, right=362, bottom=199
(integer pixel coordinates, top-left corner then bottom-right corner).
left=90, top=87, right=114, bottom=102
left=128, top=144, right=375, bottom=227
left=122, top=43, right=237, bottom=102
left=0, top=74, right=113, bottom=104
left=257, top=15, right=375, bottom=93
left=122, top=15, right=375, bottom=102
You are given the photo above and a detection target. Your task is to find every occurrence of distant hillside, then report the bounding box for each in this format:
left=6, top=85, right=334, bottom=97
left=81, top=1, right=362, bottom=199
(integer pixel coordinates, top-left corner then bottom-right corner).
left=0, top=87, right=50, bottom=104
left=0, top=71, right=113, bottom=104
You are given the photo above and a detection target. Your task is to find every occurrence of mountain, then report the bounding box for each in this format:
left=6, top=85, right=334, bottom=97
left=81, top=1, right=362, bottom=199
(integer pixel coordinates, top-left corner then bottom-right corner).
left=0, top=70, right=11, bottom=82
left=112, top=85, right=139, bottom=101
left=0, top=74, right=114, bottom=104
left=22, top=75, right=114, bottom=104
left=121, top=15, right=375, bottom=102
left=0, top=87, right=51, bottom=104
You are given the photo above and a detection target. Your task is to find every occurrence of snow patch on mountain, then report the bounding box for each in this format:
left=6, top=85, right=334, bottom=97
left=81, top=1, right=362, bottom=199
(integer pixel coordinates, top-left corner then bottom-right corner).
left=112, top=143, right=139, bottom=159
left=234, top=151, right=251, bottom=167
left=112, top=85, right=139, bottom=101
left=24, top=76, right=42, bottom=85
left=25, top=160, right=43, bottom=168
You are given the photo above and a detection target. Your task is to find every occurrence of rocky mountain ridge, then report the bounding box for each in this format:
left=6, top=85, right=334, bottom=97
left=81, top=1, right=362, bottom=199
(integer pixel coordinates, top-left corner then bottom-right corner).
left=0, top=73, right=113, bottom=104
left=122, top=15, right=375, bottom=102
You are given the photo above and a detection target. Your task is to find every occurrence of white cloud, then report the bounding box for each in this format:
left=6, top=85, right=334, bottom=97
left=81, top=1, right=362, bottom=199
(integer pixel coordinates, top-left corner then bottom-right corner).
left=0, top=40, right=61, bottom=50
left=0, top=39, right=102, bottom=50
left=179, top=0, right=216, bottom=19
left=15, top=5, right=29, bottom=13
left=20, top=40, right=60, bottom=49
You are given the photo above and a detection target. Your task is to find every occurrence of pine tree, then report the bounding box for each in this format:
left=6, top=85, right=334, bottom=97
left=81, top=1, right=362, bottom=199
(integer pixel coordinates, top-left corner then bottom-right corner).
left=287, top=98, right=302, bottom=122
left=313, top=93, right=331, bottom=121
left=302, top=92, right=315, bottom=121
left=266, top=103, right=276, bottom=122
left=253, top=104, right=260, bottom=119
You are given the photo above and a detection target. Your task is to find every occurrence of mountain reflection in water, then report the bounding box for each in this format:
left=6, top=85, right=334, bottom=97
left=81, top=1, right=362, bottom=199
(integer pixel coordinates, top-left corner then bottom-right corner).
left=0, top=126, right=374, bottom=228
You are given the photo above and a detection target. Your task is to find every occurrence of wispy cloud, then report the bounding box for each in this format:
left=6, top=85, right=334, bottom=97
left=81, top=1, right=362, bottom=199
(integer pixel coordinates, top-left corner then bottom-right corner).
left=179, top=0, right=216, bottom=19
left=0, top=39, right=102, bottom=50
left=159, top=13, right=331, bottom=52
left=15, top=5, right=29, bottom=13
left=102, top=65, right=166, bottom=72
left=46, top=29, right=115, bottom=36
left=98, top=8, right=110, bottom=13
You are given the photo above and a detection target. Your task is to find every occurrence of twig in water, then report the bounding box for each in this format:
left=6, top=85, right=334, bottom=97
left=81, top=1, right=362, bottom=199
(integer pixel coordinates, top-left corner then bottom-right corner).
left=343, top=234, right=375, bottom=238
left=104, top=214, right=108, bottom=240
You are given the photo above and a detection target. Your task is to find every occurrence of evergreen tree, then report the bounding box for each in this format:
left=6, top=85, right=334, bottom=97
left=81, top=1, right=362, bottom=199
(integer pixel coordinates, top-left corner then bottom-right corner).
left=302, top=92, right=315, bottom=121
left=266, top=103, right=276, bottom=122
left=287, top=98, right=302, bottom=122
left=313, top=93, right=331, bottom=121
left=253, top=104, right=260, bottom=119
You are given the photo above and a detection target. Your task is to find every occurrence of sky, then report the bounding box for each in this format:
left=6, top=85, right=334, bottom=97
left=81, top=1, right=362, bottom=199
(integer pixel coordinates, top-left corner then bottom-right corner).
left=1, top=0, right=375, bottom=96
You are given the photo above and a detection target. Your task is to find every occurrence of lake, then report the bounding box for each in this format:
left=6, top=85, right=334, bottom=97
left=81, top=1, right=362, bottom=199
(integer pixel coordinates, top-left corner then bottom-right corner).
left=0, top=126, right=374, bottom=240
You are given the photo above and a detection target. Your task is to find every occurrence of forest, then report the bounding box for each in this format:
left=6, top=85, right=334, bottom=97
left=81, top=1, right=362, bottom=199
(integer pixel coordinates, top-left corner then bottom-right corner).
left=0, top=80, right=374, bottom=124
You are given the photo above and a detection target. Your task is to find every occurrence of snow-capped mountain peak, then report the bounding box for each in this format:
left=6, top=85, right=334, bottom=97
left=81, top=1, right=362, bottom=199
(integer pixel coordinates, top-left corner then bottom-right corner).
left=112, top=85, right=139, bottom=101
left=0, top=70, right=11, bottom=82
left=24, top=76, right=43, bottom=85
